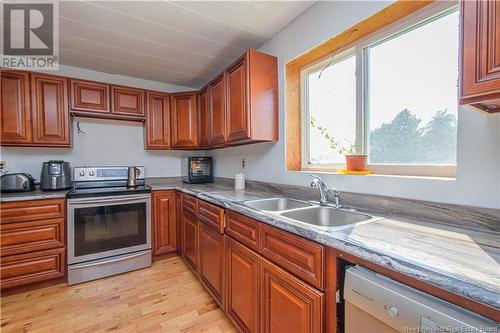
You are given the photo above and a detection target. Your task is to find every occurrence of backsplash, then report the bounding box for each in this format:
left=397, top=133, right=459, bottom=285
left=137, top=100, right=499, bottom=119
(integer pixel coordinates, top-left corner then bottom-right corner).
left=1, top=118, right=202, bottom=179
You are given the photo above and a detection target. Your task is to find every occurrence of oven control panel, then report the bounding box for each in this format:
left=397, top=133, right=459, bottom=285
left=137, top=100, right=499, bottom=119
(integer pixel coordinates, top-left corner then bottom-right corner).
left=74, top=166, right=145, bottom=181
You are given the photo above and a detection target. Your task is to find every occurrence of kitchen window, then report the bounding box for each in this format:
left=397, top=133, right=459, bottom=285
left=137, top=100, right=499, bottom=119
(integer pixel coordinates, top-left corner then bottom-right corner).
left=299, top=3, right=459, bottom=177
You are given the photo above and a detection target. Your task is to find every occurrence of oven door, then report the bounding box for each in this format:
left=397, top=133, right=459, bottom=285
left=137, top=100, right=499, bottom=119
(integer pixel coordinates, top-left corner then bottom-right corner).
left=67, top=194, right=151, bottom=264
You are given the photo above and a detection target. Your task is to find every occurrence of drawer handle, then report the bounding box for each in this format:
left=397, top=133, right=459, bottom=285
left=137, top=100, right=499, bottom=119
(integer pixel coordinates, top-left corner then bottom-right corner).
left=69, top=252, right=148, bottom=269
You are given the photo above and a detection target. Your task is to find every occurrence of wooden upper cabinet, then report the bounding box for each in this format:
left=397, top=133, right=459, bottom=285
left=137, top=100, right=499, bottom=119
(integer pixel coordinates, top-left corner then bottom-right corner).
left=30, top=73, right=71, bottom=147
left=198, top=87, right=211, bottom=148
left=225, top=237, right=260, bottom=333
left=111, top=85, right=145, bottom=118
left=460, top=0, right=500, bottom=113
left=0, top=70, right=31, bottom=145
left=171, top=92, right=198, bottom=149
left=152, top=191, right=176, bottom=256
left=210, top=74, right=227, bottom=145
left=145, top=91, right=171, bottom=150
left=225, top=50, right=278, bottom=144
left=70, top=79, right=110, bottom=115
left=226, top=59, right=250, bottom=142
left=259, top=258, right=324, bottom=333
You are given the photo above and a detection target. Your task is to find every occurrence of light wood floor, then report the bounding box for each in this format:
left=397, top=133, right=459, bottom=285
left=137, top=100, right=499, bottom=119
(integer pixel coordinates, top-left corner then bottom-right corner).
left=1, top=256, right=237, bottom=333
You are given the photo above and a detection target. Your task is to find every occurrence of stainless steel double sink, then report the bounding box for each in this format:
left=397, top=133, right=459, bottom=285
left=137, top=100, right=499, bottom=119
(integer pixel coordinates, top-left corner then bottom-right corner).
left=241, top=198, right=380, bottom=230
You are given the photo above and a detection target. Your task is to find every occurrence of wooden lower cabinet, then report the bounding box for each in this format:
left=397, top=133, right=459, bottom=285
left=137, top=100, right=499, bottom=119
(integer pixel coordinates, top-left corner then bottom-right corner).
left=260, top=258, right=325, bottom=333
left=152, top=191, right=176, bottom=257
left=198, top=223, right=225, bottom=307
left=226, top=237, right=260, bottom=333
left=0, top=218, right=65, bottom=257
left=0, top=248, right=66, bottom=289
left=0, top=198, right=67, bottom=291
left=181, top=209, right=198, bottom=274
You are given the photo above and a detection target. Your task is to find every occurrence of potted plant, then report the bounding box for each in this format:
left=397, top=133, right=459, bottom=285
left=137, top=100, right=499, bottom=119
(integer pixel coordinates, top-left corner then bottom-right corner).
left=310, top=116, right=368, bottom=172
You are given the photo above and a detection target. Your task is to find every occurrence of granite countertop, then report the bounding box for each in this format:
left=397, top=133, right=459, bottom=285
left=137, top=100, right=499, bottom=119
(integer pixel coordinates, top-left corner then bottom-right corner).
left=1, top=177, right=498, bottom=311
left=147, top=178, right=500, bottom=311
left=0, top=188, right=70, bottom=202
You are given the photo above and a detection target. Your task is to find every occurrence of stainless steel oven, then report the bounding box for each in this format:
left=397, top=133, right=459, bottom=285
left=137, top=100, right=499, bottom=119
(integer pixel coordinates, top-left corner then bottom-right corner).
left=67, top=166, right=152, bottom=285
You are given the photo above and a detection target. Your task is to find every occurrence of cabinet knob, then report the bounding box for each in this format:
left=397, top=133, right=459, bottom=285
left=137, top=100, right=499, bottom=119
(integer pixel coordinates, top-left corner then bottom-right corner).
left=388, top=306, right=399, bottom=317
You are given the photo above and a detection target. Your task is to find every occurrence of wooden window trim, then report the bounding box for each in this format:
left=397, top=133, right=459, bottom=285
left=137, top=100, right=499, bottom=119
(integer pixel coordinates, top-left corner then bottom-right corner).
left=285, top=0, right=436, bottom=172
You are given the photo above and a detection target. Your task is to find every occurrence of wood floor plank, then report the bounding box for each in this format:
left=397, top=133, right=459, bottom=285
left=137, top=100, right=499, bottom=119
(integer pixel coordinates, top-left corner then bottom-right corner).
left=1, top=256, right=237, bottom=333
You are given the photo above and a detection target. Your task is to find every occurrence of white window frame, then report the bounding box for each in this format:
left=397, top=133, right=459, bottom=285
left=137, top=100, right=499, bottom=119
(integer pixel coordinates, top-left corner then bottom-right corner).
left=300, top=1, right=459, bottom=177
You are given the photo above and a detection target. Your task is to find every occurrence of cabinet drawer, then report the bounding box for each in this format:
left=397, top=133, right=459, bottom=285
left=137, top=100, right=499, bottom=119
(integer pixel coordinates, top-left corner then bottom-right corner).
left=1, top=248, right=66, bottom=289
left=259, top=224, right=325, bottom=290
left=198, top=200, right=224, bottom=234
left=182, top=193, right=197, bottom=216
left=0, top=199, right=65, bottom=224
left=225, top=211, right=260, bottom=252
left=1, top=218, right=65, bottom=257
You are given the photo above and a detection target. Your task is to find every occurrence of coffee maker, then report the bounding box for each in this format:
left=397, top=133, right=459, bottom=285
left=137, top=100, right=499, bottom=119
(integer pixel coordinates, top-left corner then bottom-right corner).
left=40, top=160, right=71, bottom=190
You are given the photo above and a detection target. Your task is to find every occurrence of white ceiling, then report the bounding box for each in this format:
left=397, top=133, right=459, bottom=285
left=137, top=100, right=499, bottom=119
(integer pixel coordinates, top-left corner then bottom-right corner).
left=56, top=1, right=315, bottom=88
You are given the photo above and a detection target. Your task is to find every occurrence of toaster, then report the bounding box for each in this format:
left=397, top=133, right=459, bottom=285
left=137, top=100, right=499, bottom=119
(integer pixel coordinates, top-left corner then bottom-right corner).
left=0, top=173, right=36, bottom=192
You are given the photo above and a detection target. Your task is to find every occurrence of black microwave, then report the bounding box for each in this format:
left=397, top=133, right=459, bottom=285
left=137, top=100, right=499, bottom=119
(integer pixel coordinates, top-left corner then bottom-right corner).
left=181, top=157, right=214, bottom=183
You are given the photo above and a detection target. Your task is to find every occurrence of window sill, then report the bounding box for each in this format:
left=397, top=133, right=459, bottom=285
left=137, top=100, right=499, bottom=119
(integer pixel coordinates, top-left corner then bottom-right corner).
left=299, top=167, right=456, bottom=181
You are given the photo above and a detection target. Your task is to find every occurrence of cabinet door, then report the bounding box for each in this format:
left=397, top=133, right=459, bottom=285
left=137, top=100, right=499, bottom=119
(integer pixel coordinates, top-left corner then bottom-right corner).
left=31, top=73, right=71, bottom=147
left=111, top=85, right=145, bottom=118
left=226, top=59, right=250, bottom=142
left=171, top=92, right=198, bottom=148
left=260, top=258, right=324, bottom=333
left=145, top=91, right=171, bottom=149
left=226, top=237, right=260, bottom=333
left=199, top=223, right=225, bottom=307
left=198, top=87, right=210, bottom=147
left=152, top=191, right=176, bottom=256
left=1, top=70, right=31, bottom=145
left=70, top=79, right=110, bottom=114
left=460, top=0, right=500, bottom=112
left=210, top=74, right=226, bottom=145
left=181, top=210, right=198, bottom=273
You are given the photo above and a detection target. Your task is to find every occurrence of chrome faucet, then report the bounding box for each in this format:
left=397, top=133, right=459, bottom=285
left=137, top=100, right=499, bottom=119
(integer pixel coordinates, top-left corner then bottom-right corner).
left=310, top=174, right=342, bottom=208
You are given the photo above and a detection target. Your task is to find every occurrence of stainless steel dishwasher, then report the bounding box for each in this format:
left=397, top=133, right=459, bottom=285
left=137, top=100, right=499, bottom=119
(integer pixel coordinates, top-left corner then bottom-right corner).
left=344, top=266, right=498, bottom=333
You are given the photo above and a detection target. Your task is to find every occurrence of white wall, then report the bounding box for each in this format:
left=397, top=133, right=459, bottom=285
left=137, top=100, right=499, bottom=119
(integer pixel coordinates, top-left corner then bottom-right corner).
left=211, top=1, right=500, bottom=209
left=1, top=65, right=198, bottom=178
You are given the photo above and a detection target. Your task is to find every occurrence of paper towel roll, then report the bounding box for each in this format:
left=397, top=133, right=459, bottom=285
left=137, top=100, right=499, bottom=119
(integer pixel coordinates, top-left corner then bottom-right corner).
left=235, top=173, right=245, bottom=190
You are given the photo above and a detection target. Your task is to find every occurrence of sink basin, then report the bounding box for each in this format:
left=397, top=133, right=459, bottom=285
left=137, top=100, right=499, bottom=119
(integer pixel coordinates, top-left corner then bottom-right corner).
left=242, top=198, right=313, bottom=212
left=280, top=206, right=376, bottom=229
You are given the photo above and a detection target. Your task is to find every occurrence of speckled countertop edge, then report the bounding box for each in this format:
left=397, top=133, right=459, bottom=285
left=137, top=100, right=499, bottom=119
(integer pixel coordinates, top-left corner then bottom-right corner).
left=0, top=188, right=70, bottom=202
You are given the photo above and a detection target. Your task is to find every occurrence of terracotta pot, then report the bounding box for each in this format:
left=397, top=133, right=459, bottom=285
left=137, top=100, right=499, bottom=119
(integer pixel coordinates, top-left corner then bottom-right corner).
left=345, top=155, right=368, bottom=171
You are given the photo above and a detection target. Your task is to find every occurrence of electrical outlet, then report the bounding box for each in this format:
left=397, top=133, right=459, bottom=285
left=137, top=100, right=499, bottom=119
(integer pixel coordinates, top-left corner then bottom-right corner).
left=241, top=158, right=246, bottom=169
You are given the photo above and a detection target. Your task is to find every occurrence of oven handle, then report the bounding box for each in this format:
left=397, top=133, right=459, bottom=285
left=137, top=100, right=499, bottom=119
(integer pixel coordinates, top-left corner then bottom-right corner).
left=69, top=251, right=149, bottom=269
left=68, top=194, right=150, bottom=205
